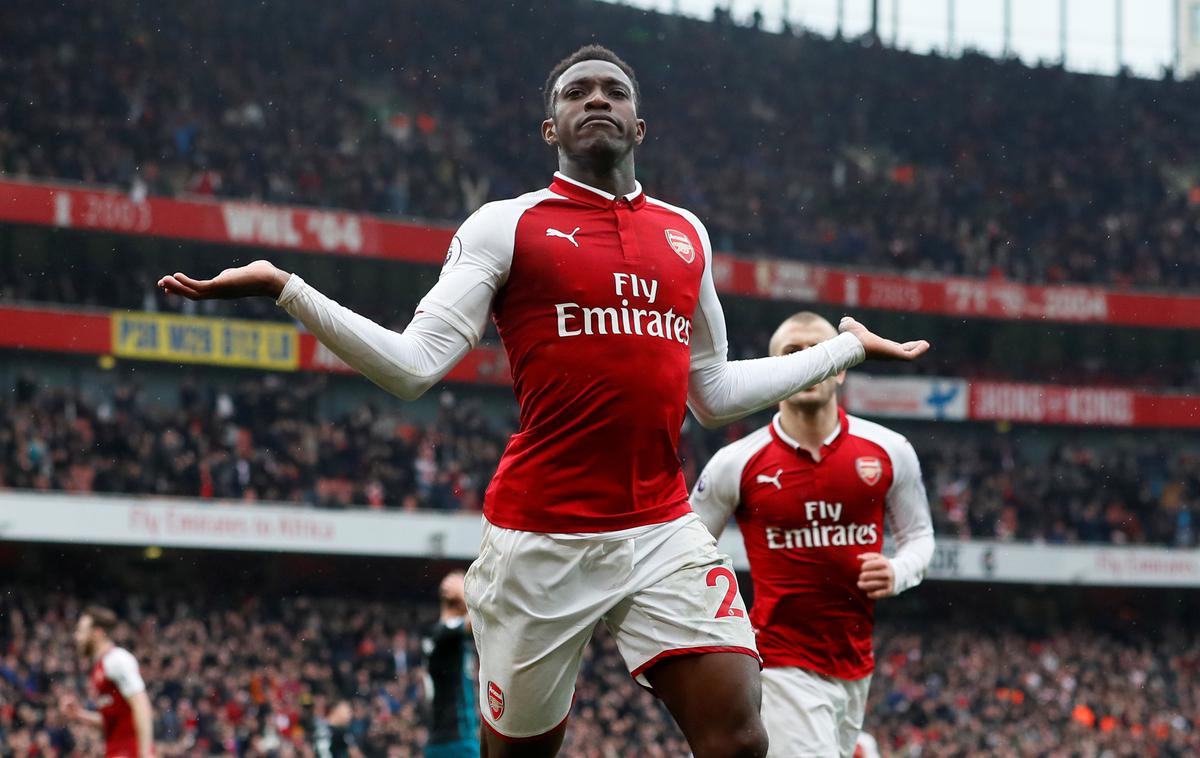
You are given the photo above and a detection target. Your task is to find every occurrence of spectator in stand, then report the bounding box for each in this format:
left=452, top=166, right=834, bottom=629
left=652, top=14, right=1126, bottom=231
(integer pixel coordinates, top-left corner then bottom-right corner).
left=3, top=0, right=1200, bottom=289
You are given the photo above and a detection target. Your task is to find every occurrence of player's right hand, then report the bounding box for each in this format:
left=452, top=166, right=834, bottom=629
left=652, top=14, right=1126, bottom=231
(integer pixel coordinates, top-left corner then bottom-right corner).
left=839, top=317, right=930, bottom=361
left=59, top=693, right=82, bottom=719
left=158, top=260, right=291, bottom=300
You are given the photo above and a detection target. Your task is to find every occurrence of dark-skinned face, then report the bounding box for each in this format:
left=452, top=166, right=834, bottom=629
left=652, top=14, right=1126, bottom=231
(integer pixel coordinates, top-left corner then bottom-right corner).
left=542, top=59, right=645, bottom=164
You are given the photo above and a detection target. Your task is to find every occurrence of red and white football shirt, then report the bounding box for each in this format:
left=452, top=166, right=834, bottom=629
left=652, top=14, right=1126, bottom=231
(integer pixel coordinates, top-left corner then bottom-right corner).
left=280, top=172, right=866, bottom=534
left=89, top=647, right=146, bottom=758
left=690, top=409, right=934, bottom=680
left=421, top=173, right=717, bottom=533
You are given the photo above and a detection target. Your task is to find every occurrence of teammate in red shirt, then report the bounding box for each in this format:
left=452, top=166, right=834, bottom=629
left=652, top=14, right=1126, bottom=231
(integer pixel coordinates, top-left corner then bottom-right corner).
left=158, top=46, right=928, bottom=757
left=60, top=606, right=155, bottom=758
left=691, top=312, right=935, bottom=758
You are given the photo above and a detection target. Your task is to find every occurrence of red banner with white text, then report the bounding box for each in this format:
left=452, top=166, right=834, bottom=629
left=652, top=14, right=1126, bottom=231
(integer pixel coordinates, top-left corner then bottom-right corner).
left=4, top=177, right=1200, bottom=328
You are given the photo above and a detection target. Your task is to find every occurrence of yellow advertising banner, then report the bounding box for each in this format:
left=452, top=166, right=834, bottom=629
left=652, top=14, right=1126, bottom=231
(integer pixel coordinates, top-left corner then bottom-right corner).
left=112, top=312, right=299, bottom=370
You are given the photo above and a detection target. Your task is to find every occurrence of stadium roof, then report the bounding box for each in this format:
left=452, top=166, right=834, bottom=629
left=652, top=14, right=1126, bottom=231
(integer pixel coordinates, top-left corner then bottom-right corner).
left=606, top=0, right=1181, bottom=78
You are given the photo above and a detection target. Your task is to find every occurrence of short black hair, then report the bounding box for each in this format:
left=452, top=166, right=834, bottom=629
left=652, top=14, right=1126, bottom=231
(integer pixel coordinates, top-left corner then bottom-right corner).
left=543, top=44, right=641, bottom=118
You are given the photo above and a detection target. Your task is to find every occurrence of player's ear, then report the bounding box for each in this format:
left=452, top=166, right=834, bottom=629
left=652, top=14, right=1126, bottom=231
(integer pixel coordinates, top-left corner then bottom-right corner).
left=542, top=118, right=558, bottom=146
left=634, top=118, right=646, bottom=146
left=834, top=371, right=847, bottom=387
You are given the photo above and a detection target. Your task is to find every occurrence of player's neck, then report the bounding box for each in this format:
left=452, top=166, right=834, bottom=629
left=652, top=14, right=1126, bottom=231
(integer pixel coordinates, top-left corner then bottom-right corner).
left=92, top=639, right=114, bottom=662
left=778, top=401, right=839, bottom=459
left=558, top=155, right=637, bottom=198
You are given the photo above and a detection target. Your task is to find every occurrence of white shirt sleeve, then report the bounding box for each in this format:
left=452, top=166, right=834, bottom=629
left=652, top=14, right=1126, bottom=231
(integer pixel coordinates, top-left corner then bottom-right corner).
left=102, top=648, right=146, bottom=698
left=885, top=438, right=936, bottom=595
left=277, top=201, right=519, bottom=401
left=684, top=215, right=866, bottom=429
left=688, top=445, right=744, bottom=539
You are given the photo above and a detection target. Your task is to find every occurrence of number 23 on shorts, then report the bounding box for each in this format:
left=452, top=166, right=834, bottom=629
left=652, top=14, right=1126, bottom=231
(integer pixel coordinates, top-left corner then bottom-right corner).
left=706, top=566, right=745, bottom=619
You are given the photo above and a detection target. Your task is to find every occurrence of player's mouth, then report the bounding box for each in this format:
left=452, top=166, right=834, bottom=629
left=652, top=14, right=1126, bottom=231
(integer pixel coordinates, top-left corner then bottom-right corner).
left=579, top=115, right=619, bottom=131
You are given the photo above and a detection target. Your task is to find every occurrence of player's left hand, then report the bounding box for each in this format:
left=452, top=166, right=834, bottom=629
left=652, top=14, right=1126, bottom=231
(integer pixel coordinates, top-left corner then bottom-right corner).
left=839, top=317, right=930, bottom=361
left=856, top=552, right=895, bottom=599
left=158, top=260, right=290, bottom=300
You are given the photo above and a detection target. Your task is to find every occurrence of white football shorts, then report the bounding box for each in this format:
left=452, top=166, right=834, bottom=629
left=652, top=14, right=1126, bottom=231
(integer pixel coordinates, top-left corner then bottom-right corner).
left=761, top=666, right=871, bottom=758
left=464, top=512, right=759, bottom=740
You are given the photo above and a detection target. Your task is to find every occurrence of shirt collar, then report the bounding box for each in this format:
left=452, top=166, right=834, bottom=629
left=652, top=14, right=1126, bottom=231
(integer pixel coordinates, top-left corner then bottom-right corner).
left=551, top=171, right=646, bottom=209
left=770, top=407, right=848, bottom=458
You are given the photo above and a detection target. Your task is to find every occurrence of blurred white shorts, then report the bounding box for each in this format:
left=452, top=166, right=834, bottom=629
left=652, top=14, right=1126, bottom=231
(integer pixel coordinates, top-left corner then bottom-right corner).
left=761, top=665, right=871, bottom=758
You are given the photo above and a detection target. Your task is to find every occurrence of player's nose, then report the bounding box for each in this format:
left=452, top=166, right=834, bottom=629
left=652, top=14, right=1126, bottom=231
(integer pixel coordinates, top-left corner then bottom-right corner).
left=584, top=90, right=612, bottom=110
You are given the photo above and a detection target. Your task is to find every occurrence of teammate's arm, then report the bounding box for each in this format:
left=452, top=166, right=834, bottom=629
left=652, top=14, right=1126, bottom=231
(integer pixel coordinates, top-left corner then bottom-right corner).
left=59, top=694, right=103, bottom=728
left=858, top=439, right=935, bottom=599
left=128, top=690, right=155, bottom=758
left=158, top=205, right=512, bottom=401
left=683, top=220, right=929, bottom=428
left=105, top=649, right=155, bottom=758
left=688, top=449, right=742, bottom=538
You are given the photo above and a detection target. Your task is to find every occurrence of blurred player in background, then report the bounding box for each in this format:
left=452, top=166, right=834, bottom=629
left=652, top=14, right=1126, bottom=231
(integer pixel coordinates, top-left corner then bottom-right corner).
left=158, top=45, right=929, bottom=757
left=312, top=699, right=365, bottom=758
left=60, top=606, right=154, bottom=758
left=422, top=571, right=479, bottom=758
left=691, top=312, right=935, bottom=758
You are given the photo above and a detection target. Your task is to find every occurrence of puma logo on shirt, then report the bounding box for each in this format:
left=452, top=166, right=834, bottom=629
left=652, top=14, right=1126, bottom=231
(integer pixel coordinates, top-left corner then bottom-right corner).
left=545, top=226, right=581, bottom=247
left=757, top=468, right=784, bottom=490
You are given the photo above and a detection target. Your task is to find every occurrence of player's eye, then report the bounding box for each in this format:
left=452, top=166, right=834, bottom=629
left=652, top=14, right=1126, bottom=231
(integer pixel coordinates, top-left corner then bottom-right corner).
left=610, top=89, right=629, bottom=99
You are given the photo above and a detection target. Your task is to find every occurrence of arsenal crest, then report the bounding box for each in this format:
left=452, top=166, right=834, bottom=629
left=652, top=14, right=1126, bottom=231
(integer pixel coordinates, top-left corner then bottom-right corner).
left=664, top=229, right=696, bottom=264
left=855, top=457, right=882, bottom=486
left=487, top=680, right=505, bottom=720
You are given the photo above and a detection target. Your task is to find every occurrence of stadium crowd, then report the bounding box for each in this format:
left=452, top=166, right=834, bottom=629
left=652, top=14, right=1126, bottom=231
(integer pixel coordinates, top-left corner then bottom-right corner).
left=1, top=588, right=1196, bottom=757
left=0, top=374, right=507, bottom=513
left=2, top=375, right=1197, bottom=548
left=868, top=623, right=1200, bottom=757
left=0, top=588, right=689, bottom=758
left=4, top=0, right=1200, bottom=289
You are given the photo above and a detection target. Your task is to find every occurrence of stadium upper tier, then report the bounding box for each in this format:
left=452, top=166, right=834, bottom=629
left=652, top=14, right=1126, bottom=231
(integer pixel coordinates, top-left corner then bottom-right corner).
left=2, top=373, right=1195, bottom=547
left=4, top=0, right=1200, bottom=290
left=3, top=586, right=1197, bottom=757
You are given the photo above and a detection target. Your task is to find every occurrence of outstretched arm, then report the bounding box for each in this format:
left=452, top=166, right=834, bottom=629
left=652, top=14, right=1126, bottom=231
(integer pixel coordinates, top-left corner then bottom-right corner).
left=274, top=273, right=477, bottom=401
left=159, top=261, right=478, bottom=401
left=159, top=203, right=516, bottom=401
left=684, top=221, right=928, bottom=428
